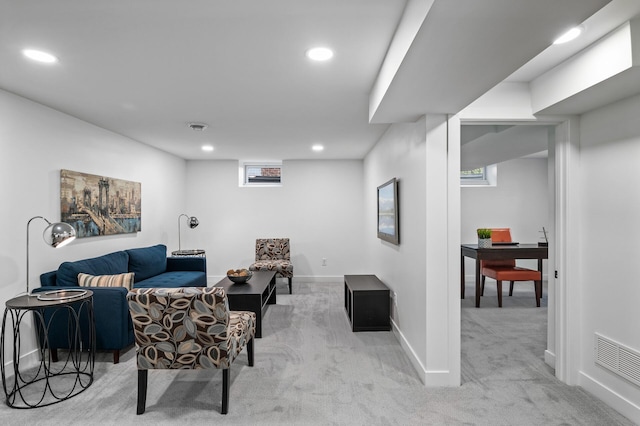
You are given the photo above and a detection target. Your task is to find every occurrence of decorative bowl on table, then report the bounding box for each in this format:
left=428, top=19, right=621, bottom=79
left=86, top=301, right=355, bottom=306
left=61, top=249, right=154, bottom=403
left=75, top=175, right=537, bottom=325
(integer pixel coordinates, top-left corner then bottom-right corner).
left=226, top=269, right=252, bottom=284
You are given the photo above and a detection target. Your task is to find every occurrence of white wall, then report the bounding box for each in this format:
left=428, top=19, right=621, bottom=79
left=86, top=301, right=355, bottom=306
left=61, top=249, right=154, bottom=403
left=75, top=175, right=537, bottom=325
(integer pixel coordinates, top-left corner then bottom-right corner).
left=184, top=159, right=365, bottom=281
left=363, top=116, right=460, bottom=386
left=576, top=93, right=640, bottom=421
left=461, top=157, right=549, bottom=274
left=364, top=119, right=427, bottom=369
left=0, top=89, right=187, bottom=364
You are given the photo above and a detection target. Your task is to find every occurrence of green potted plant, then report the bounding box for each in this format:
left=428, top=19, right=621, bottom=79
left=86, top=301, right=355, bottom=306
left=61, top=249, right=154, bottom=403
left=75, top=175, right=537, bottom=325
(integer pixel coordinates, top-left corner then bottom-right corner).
left=477, top=228, right=492, bottom=248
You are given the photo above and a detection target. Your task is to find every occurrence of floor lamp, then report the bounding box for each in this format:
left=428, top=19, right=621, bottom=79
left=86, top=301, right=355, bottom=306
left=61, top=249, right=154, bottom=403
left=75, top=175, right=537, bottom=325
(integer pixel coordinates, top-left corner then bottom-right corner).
left=26, top=216, right=76, bottom=295
left=177, top=213, right=199, bottom=252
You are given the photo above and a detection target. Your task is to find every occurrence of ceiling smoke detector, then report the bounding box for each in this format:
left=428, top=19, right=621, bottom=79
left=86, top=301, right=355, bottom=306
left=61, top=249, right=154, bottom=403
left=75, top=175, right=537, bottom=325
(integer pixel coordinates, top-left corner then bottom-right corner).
left=188, top=122, right=208, bottom=131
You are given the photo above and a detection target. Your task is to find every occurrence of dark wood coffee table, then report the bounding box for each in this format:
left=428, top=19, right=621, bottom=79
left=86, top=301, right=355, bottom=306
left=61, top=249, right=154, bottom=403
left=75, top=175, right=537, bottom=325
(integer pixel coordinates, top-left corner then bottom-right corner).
left=214, top=270, right=276, bottom=338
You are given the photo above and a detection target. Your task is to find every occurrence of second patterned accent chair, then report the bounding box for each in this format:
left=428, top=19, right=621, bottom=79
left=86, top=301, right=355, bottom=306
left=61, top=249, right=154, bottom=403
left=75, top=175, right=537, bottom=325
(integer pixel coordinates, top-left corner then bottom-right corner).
left=126, top=287, right=256, bottom=415
left=249, top=238, right=293, bottom=294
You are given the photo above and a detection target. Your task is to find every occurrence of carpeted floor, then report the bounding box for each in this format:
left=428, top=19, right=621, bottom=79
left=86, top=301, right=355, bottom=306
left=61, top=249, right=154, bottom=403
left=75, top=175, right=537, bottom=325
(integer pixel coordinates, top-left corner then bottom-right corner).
left=0, top=281, right=634, bottom=425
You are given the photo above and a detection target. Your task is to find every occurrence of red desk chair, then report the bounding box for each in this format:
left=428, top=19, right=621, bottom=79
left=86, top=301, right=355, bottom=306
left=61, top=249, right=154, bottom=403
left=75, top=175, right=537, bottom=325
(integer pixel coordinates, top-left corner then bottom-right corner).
left=480, top=228, right=542, bottom=307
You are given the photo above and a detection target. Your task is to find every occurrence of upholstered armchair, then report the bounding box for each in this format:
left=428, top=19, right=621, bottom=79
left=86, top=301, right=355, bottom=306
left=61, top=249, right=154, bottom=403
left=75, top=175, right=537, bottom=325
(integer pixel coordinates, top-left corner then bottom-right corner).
left=126, top=287, right=256, bottom=415
left=249, top=238, right=293, bottom=294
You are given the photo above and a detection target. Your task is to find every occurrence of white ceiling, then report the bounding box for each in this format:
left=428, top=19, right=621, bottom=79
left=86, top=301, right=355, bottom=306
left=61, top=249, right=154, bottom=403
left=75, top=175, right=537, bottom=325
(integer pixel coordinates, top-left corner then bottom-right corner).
left=0, top=0, right=405, bottom=160
left=2, top=0, right=637, bottom=162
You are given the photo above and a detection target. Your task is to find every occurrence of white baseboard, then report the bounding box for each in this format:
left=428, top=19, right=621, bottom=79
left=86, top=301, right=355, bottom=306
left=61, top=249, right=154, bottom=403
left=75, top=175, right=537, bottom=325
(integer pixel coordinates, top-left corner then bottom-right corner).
left=579, top=371, right=640, bottom=424
left=207, top=275, right=344, bottom=284
left=391, top=318, right=427, bottom=384
left=2, top=349, right=41, bottom=380
left=544, top=349, right=556, bottom=369
left=391, top=318, right=457, bottom=387
left=292, top=275, right=344, bottom=283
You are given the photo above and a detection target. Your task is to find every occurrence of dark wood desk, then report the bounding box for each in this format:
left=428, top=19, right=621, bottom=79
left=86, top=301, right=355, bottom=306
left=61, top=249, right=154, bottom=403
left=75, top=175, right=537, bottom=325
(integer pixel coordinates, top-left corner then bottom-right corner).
left=461, top=244, right=548, bottom=308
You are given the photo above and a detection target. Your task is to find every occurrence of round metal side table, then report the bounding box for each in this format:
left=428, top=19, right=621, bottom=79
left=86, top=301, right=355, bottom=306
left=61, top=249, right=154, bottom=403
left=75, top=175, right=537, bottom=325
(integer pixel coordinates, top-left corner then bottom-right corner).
left=1, top=290, right=95, bottom=408
left=171, top=249, right=206, bottom=257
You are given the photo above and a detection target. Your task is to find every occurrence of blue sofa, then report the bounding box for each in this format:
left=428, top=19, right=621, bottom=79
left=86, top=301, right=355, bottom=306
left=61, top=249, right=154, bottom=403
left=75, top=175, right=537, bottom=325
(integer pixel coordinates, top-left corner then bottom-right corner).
left=36, top=244, right=207, bottom=363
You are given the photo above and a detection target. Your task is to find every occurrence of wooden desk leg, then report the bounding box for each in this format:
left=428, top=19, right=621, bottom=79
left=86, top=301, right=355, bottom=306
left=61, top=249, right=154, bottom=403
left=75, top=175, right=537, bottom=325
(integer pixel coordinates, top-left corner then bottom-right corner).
left=475, top=259, right=481, bottom=308
left=460, top=255, right=465, bottom=299
left=538, top=258, right=544, bottom=304
left=538, top=259, right=543, bottom=277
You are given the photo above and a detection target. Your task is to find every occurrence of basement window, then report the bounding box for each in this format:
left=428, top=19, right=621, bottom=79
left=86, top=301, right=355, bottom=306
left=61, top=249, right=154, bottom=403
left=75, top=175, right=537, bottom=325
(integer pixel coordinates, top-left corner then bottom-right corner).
left=240, top=162, right=282, bottom=187
left=460, top=164, right=497, bottom=187
left=461, top=167, right=486, bottom=181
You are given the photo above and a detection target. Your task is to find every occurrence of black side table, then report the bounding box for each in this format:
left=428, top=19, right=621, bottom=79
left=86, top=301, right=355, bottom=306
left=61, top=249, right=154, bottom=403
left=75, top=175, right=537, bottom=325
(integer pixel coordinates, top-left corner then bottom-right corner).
left=1, top=290, right=95, bottom=408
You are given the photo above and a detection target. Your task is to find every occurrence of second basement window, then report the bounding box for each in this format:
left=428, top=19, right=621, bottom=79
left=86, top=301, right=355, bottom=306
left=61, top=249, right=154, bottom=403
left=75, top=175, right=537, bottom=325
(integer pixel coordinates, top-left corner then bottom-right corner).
left=244, top=163, right=282, bottom=186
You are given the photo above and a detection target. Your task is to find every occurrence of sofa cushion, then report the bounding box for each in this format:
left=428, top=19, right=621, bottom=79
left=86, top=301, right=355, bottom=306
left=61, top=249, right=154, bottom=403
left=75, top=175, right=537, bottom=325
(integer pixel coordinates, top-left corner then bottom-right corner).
left=40, top=270, right=57, bottom=287
left=133, top=271, right=206, bottom=288
left=78, top=272, right=135, bottom=290
left=126, top=244, right=167, bottom=283
left=56, top=251, right=129, bottom=287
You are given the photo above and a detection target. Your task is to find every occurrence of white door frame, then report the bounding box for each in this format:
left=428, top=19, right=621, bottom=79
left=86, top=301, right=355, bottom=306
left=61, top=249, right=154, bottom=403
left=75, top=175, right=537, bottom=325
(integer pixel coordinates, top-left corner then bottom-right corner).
left=456, top=117, right=578, bottom=385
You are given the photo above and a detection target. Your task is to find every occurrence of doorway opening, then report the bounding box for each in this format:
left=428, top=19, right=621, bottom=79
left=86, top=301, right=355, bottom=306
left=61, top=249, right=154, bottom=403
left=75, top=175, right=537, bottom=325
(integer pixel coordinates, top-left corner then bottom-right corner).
left=459, top=122, right=556, bottom=385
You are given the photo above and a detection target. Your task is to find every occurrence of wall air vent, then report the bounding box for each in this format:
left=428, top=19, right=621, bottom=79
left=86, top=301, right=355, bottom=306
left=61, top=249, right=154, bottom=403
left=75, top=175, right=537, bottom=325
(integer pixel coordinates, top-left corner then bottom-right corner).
left=595, top=333, right=640, bottom=388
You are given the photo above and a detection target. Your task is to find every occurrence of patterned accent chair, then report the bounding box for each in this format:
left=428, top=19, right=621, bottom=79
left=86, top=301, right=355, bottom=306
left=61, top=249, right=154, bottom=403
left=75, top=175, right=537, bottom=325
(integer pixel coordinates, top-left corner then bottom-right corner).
left=126, top=287, right=256, bottom=415
left=249, top=238, right=293, bottom=294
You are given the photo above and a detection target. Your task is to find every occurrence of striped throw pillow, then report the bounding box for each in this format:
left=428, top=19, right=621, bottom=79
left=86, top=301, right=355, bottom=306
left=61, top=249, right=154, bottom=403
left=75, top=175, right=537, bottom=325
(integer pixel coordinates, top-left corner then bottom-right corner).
left=77, top=272, right=135, bottom=290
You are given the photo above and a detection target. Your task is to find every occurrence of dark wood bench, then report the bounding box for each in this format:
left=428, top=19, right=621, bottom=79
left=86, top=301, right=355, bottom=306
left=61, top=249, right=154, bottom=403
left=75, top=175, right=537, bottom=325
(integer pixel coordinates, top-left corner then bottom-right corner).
left=344, top=275, right=391, bottom=332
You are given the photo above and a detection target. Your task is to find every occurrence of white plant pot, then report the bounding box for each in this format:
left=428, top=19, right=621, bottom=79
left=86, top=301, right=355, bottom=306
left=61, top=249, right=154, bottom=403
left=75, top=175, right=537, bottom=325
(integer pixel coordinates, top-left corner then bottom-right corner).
left=478, top=238, right=492, bottom=248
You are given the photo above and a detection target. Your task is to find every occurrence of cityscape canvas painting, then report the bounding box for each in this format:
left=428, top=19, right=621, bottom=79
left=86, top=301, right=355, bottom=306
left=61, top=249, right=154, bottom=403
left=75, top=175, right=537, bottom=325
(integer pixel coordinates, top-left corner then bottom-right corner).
left=60, top=169, right=141, bottom=238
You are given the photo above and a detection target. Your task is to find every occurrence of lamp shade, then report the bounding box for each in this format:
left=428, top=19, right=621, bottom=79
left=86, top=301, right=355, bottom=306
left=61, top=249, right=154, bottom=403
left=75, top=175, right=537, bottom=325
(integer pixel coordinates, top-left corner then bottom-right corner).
left=188, top=217, right=199, bottom=229
left=177, top=214, right=200, bottom=251
left=26, top=216, right=76, bottom=295
left=43, top=222, right=76, bottom=248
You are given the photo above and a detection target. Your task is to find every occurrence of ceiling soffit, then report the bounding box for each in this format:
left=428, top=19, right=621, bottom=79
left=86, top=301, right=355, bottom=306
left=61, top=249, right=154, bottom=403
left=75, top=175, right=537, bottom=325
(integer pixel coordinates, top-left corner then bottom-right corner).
left=370, top=0, right=612, bottom=124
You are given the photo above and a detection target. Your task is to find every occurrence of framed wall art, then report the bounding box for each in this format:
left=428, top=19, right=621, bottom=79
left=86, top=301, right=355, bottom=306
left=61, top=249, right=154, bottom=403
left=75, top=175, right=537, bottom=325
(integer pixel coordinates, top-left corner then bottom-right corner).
left=377, top=177, right=399, bottom=245
left=60, top=169, right=141, bottom=238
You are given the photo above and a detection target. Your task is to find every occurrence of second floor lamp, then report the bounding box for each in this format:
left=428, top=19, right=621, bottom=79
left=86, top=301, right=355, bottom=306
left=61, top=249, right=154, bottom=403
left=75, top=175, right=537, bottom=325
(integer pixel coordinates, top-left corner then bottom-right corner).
left=177, top=213, right=199, bottom=252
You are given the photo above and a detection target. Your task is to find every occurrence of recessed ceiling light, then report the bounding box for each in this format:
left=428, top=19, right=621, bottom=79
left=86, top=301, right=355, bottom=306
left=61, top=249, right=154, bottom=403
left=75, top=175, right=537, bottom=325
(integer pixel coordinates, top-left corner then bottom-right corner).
left=188, top=122, right=208, bottom=131
left=22, top=49, right=58, bottom=63
left=306, top=47, right=334, bottom=61
left=201, top=145, right=214, bottom=152
left=553, top=26, right=583, bottom=45
left=312, top=144, right=324, bottom=152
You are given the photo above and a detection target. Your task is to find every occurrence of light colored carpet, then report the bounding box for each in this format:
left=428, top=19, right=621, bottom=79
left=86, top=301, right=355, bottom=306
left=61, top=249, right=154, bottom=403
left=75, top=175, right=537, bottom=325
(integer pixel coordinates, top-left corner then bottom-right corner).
left=0, top=281, right=634, bottom=425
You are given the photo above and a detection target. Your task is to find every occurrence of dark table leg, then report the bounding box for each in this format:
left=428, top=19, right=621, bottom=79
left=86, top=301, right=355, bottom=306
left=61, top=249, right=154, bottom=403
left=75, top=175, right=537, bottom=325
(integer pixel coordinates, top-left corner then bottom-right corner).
left=251, top=295, right=263, bottom=338
left=475, top=259, right=481, bottom=308
left=461, top=255, right=465, bottom=299
left=538, top=258, right=544, bottom=306
left=267, top=275, right=276, bottom=305
left=538, top=258, right=543, bottom=277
